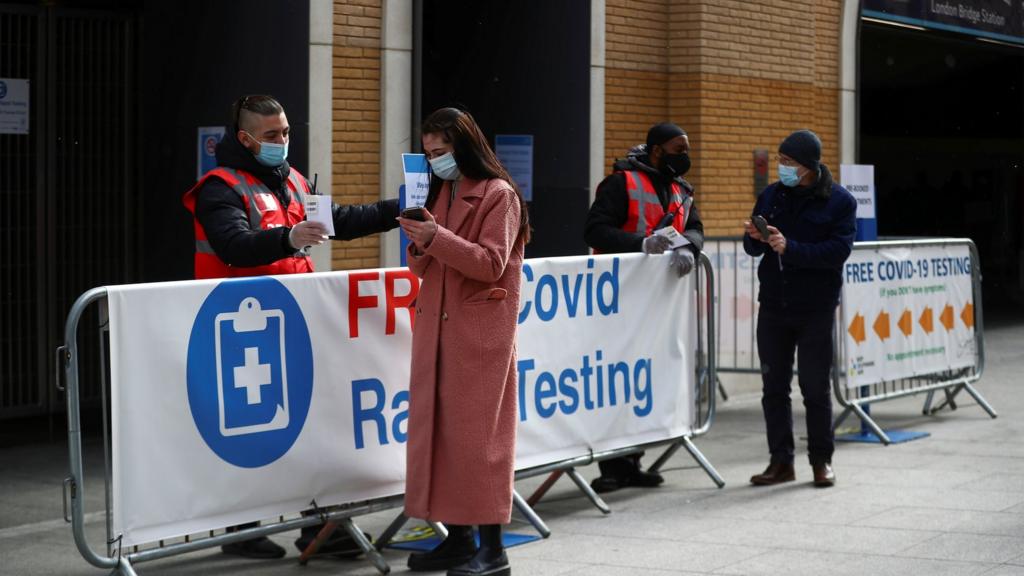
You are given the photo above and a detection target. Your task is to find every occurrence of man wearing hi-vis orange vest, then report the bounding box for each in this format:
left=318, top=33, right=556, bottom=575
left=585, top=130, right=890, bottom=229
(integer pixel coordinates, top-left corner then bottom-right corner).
left=583, top=122, right=704, bottom=494
left=182, top=94, right=399, bottom=560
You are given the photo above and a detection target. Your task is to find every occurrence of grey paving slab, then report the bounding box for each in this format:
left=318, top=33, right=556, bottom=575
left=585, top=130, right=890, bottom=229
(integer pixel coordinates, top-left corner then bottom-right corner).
left=2, top=322, right=1024, bottom=575
left=511, top=532, right=768, bottom=573
left=713, top=549, right=994, bottom=576
left=691, top=518, right=939, bottom=556
left=979, top=566, right=1024, bottom=576
left=900, top=532, right=1024, bottom=563
left=854, top=507, right=1024, bottom=537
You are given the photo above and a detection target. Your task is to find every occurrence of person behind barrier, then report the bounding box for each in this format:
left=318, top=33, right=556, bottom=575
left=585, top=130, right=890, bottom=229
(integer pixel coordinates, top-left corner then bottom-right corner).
left=182, top=94, right=399, bottom=559
left=742, top=129, right=856, bottom=488
left=583, top=122, right=704, bottom=494
left=397, top=107, right=529, bottom=576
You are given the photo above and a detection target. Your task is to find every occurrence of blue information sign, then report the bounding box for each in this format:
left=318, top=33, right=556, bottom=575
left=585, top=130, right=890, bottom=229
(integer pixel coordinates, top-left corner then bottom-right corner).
left=495, top=135, right=534, bottom=202
left=864, top=0, right=1024, bottom=45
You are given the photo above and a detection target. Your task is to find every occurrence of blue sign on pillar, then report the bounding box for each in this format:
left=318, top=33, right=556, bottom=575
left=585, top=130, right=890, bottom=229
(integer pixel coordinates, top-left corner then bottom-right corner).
left=198, top=126, right=226, bottom=180
left=495, top=135, right=533, bottom=201
left=400, top=154, right=431, bottom=267
left=840, top=164, right=877, bottom=241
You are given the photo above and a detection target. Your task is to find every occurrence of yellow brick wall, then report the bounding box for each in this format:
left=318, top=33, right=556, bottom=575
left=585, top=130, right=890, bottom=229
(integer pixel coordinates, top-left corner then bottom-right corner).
left=607, top=0, right=844, bottom=236
left=332, top=0, right=383, bottom=270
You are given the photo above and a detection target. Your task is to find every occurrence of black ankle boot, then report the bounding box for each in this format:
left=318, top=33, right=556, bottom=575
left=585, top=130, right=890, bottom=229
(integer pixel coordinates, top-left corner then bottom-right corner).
left=408, top=524, right=477, bottom=572
left=447, top=524, right=510, bottom=576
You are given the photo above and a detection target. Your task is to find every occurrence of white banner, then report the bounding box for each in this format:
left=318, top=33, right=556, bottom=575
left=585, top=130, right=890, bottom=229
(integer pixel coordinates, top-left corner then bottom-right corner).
left=107, top=253, right=696, bottom=546
left=703, top=240, right=761, bottom=371
left=840, top=164, right=876, bottom=220
left=840, top=244, right=976, bottom=388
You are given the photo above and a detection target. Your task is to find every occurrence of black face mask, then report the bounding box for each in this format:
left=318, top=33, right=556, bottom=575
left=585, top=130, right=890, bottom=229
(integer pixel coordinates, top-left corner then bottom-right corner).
left=660, top=152, right=691, bottom=177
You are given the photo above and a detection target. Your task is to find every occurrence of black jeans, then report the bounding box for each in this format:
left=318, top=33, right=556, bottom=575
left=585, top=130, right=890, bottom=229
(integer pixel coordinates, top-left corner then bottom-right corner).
left=757, top=306, right=835, bottom=466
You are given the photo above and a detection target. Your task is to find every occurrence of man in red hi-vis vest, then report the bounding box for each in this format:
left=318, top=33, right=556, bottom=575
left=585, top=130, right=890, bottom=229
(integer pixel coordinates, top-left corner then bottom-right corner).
left=583, top=122, right=705, bottom=494
left=183, top=95, right=398, bottom=560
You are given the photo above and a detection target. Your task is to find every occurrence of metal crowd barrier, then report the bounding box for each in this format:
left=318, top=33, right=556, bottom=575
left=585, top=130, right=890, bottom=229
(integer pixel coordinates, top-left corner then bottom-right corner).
left=704, top=235, right=996, bottom=444
left=59, top=253, right=721, bottom=575
left=830, top=238, right=997, bottom=444
left=458, top=252, right=724, bottom=520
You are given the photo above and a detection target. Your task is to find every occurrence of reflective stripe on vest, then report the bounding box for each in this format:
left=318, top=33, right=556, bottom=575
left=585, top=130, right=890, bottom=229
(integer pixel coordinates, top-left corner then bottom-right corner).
left=183, top=166, right=315, bottom=279
left=621, top=170, right=690, bottom=236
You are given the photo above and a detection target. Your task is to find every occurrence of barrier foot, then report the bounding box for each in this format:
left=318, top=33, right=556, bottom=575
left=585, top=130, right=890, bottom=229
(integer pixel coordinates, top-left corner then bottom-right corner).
left=374, top=513, right=409, bottom=551
left=716, top=375, right=729, bottom=402
left=926, top=385, right=962, bottom=414
left=526, top=471, right=564, bottom=507
left=298, top=520, right=340, bottom=565
left=112, top=557, right=137, bottom=576
left=564, top=468, right=611, bottom=514
left=849, top=403, right=891, bottom=444
left=682, top=437, right=725, bottom=488
left=832, top=406, right=854, bottom=431
left=427, top=521, right=448, bottom=540
left=339, top=517, right=390, bottom=574
left=647, top=442, right=682, bottom=474
left=922, top=390, right=936, bottom=415
left=962, top=382, right=998, bottom=418
left=512, top=490, right=550, bottom=538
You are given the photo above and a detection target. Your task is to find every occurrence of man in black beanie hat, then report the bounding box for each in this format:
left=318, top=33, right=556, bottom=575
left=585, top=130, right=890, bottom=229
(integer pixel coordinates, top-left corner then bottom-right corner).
left=742, top=129, right=856, bottom=488
left=583, top=122, right=704, bottom=493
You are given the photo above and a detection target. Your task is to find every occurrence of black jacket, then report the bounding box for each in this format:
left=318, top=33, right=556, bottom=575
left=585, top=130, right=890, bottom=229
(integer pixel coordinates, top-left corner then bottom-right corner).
left=743, top=164, right=857, bottom=313
left=584, top=146, right=704, bottom=255
left=194, top=133, right=399, bottom=268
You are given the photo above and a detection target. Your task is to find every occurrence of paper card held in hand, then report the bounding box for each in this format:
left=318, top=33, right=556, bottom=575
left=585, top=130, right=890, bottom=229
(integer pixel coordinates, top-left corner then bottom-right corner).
left=654, top=226, right=691, bottom=249
left=303, top=195, right=335, bottom=237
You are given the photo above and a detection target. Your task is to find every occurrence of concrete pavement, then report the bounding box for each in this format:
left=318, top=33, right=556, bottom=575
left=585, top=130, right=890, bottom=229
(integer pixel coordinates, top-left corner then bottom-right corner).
left=2, top=321, right=1022, bottom=575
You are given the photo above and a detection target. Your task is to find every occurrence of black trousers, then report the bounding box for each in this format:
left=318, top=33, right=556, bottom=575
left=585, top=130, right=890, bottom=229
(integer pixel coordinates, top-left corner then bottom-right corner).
left=756, top=306, right=835, bottom=466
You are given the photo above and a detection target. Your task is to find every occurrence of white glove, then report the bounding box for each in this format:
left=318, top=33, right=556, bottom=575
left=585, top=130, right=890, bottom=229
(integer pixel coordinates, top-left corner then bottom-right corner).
left=288, top=221, right=328, bottom=250
left=642, top=234, right=673, bottom=254
left=670, top=248, right=695, bottom=277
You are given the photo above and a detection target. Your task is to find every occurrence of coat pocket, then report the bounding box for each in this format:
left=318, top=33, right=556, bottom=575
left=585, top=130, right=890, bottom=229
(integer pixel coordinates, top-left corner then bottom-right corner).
left=464, top=287, right=507, bottom=304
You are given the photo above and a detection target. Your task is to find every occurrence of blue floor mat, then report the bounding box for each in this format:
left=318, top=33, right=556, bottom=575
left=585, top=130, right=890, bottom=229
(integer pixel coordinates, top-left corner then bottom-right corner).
left=387, top=530, right=540, bottom=551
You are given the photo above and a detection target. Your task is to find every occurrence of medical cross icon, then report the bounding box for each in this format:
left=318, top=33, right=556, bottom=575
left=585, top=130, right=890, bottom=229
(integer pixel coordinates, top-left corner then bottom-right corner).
left=235, top=347, right=272, bottom=405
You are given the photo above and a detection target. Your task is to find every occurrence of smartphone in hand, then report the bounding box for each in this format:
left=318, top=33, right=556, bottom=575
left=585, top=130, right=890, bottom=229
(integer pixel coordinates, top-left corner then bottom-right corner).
left=752, top=215, right=772, bottom=239
left=401, top=206, right=426, bottom=221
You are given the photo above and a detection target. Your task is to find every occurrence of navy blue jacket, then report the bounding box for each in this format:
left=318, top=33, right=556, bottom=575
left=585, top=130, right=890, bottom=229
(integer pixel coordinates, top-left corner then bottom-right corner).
left=743, top=164, right=856, bottom=313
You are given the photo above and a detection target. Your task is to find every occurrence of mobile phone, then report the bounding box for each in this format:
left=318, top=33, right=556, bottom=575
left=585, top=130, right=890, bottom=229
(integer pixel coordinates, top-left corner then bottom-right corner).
left=401, top=206, right=426, bottom=221
left=752, top=215, right=772, bottom=238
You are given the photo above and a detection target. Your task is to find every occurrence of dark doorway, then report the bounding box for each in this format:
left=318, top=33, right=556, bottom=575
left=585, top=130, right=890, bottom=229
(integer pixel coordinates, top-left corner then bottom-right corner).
left=421, top=0, right=591, bottom=258
left=860, top=22, right=1024, bottom=315
left=0, top=3, right=137, bottom=420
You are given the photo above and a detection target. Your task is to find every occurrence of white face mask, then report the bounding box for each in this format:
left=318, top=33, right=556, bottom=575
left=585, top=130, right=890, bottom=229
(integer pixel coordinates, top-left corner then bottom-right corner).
left=778, top=163, right=801, bottom=187
left=429, top=152, right=461, bottom=181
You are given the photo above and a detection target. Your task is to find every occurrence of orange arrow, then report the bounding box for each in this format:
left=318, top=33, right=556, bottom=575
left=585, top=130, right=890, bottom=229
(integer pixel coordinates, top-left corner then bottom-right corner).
left=940, top=305, right=955, bottom=331
left=873, top=311, right=890, bottom=341
left=848, top=313, right=865, bottom=344
left=919, top=307, right=934, bottom=333
left=897, top=309, right=913, bottom=337
left=961, top=302, right=974, bottom=328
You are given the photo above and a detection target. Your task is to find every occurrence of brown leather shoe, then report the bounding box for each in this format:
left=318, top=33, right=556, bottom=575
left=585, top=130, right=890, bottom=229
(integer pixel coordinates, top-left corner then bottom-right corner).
left=750, top=462, right=795, bottom=485
left=812, top=463, right=835, bottom=487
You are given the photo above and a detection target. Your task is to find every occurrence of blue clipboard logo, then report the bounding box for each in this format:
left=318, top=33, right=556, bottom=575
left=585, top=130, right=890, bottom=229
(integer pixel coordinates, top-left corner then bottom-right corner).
left=187, top=278, right=313, bottom=468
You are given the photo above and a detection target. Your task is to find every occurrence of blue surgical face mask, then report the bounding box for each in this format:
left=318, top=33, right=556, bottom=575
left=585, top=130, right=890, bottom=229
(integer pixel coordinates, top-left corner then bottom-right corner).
left=429, top=152, right=461, bottom=181
left=778, top=163, right=801, bottom=187
left=245, top=132, right=289, bottom=167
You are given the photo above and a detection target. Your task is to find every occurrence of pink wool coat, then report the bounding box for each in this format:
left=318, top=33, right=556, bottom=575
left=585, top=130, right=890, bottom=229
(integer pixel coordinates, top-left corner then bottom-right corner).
left=404, top=176, right=524, bottom=525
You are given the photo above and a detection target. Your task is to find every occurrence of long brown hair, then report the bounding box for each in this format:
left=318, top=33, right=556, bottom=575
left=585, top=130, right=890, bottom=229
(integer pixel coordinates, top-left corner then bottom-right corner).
left=421, top=107, right=531, bottom=244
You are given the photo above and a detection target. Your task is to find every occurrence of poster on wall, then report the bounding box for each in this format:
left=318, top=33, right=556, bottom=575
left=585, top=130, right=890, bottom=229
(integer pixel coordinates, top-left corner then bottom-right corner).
left=495, top=135, right=533, bottom=201
left=0, top=78, right=29, bottom=135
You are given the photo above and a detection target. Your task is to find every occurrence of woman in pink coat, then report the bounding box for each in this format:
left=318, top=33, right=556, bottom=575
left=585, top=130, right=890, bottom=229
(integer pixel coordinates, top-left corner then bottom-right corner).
left=397, top=107, right=530, bottom=576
